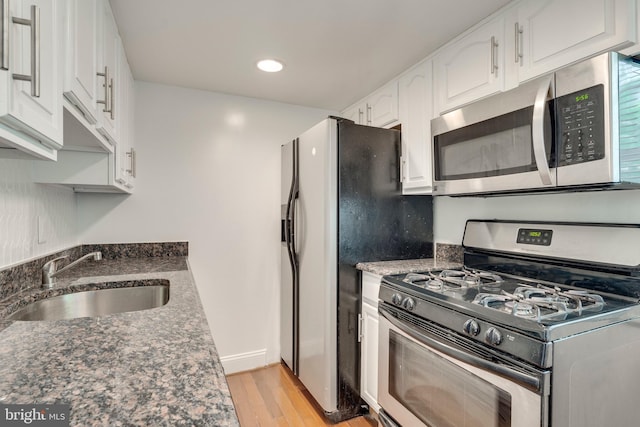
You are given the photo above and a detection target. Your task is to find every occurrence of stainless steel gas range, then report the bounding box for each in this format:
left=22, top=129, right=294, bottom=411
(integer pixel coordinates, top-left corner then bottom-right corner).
left=377, top=220, right=640, bottom=427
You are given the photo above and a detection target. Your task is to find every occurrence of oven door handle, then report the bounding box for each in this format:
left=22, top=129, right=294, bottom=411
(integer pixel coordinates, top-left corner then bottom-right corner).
left=532, top=75, right=554, bottom=186
left=380, top=307, right=543, bottom=392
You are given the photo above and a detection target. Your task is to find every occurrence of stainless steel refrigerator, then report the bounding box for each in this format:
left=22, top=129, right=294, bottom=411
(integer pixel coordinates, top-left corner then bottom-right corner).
left=280, top=117, right=433, bottom=422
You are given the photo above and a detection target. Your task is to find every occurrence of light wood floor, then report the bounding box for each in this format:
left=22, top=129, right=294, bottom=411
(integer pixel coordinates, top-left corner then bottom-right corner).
left=226, top=364, right=376, bottom=427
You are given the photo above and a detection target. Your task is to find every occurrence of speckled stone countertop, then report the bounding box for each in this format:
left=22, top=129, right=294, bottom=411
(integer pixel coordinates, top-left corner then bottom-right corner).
left=356, top=258, right=462, bottom=276
left=356, top=243, right=464, bottom=276
left=0, top=256, right=239, bottom=426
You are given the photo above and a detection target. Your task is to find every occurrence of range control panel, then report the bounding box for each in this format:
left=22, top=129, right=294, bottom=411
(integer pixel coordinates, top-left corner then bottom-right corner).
left=517, top=228, right=553, bottom=246
left=556, top=84, right=605, bottom=166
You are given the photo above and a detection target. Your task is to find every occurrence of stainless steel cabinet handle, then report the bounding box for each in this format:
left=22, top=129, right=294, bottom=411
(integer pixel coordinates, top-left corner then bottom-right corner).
left=11, top=4, right=39, bottom=97
left=126, top=148, right=136, bottom=178
left=366, top=104, right=372, bottom=125
left=490, top=36, right=498, bottom=75
left=358, top=108, right=363, bottom=124
left=109, top=77, right=115, bottom=120
left=515, top=23, right=523, bottom=64
left=532, top=75, right=553, bottom=186
left=1, top=0, right=8, bottom=70
left=97, top=66, right=112, bottom=115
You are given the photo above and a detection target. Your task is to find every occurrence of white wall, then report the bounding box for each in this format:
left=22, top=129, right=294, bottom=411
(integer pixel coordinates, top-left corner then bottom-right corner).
left=434, top=189, right=640, bottom=243
left=76, top=82, right=333, bottom=373
left=0, top=158, right=77, bottom=268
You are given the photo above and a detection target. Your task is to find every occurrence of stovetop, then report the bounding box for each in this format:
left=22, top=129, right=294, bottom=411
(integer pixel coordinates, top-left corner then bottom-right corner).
left=381, top=267, right=640, bottom=342
left=397, top=268, right=634, bottom=323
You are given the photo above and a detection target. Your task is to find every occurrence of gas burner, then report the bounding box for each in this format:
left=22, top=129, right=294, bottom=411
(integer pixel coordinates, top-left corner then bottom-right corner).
left=425, top=278, right=445, bottom=291
left=403, top=273, right=451, bottom=292
left=505, top=301, right=539, bottom=319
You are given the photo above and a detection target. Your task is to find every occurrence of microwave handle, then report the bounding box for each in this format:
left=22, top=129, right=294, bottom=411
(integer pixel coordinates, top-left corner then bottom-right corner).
left=532, top=76, right=554, bottom=186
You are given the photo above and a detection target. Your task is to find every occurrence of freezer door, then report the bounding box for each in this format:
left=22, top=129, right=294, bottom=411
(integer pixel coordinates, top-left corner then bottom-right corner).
left=280, top=141, right=295, bottom=372
left=297, top=119, right=338, bottom=413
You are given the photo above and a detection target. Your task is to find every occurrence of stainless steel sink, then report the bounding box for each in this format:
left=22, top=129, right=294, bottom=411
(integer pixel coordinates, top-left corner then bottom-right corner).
left=7, top=285, right=170, bottom=321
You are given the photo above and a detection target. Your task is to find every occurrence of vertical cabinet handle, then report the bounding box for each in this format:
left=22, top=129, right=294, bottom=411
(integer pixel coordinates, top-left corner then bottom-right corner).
left=515, top=23, right=523, bottom=64
left=126, top=148, right=136, bottom=178
left=490, top=36, right=498, bottom=75
left=11, top=4, right=40, bottom=97
left=1, top=0, right=8, bottom=70
left=366, top=104, right=372, bottom=125
left=97, top=66, right=113, bottom=116
left=358, top=108, right=363, bottom=125
left=109, top=77, right=115, bottom=120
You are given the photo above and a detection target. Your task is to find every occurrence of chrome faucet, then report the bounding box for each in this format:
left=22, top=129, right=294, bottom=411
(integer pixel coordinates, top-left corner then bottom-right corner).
left=42, top=252, right=103, bottom=287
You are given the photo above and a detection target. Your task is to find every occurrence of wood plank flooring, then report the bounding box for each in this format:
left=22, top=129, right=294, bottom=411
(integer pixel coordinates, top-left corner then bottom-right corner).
left=226, top=364, right=376, bottom=427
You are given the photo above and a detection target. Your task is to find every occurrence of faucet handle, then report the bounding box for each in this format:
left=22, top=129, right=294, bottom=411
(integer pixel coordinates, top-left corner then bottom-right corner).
left=43, top=255, right=69, bottom=271
left=42, top=255, right=69, bottom=286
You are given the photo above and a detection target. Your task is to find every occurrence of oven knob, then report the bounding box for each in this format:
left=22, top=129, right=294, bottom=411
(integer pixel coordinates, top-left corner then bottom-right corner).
left=463, top=319, right=480, bottom=336
left=485, top=328, right=503, bottom=346
left=391, top=293, right=403, bottom=305
left=402, top=297, right=415, bottom=311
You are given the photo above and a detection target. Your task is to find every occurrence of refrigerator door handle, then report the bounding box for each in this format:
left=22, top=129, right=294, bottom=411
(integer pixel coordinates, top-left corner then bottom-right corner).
left=284, top=138, right=300, bottom=374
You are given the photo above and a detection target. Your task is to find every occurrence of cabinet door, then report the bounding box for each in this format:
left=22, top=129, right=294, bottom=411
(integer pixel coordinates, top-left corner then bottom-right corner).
left=64, top=0, right=99, bottom=124
left=434, top=16, right=504, bottom=114
left=361, top=301, right=380, bottom=412
left=361, top=272, right=381, bottom=412
left=514, top=0, right=636, bottom=83
left=399, top=60, right=433, bottom=194
left=368, top=80, right=398, bottom=128
left=95, top=0, right=119, bottom=145
left=0, top=0, right=63, bottom=157
left=116, top=46, right=135, bottom=190
left=341, top=102, right=366, bottom=125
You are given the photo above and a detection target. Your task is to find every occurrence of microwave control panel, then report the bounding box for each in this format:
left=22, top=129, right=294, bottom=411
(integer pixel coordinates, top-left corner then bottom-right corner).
left=556, top=84, right=605, bottom=166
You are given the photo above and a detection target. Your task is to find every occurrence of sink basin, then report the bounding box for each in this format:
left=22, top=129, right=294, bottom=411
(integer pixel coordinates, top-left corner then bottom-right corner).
left=7, top=285, right=170, bottom=321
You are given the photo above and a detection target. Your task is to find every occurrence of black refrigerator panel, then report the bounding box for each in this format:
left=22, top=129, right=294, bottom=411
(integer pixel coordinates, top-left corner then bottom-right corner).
left=334, top=120, right=434, bottom=419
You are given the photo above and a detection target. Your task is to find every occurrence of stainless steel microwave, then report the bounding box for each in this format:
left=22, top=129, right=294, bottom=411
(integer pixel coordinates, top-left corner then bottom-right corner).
left=431, top=52, right=640, bottom=196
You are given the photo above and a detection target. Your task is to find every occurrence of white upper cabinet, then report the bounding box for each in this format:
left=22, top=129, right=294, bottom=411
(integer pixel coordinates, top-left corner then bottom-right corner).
left=399, top=60, right=433, bottom=194
left=509, top=0, right=636, bottom=84
left=341, top=80, right=399, bottom=128
left=341, top=101, right=366, bottom=125
left=63, top=0, right=99, bottom=126
left=367, top=80, right=399, bottom=128
left=115, top=47, right=135, bottom=190
left=0, top=0, right=63, bottom=160
left=94, top=0, right=119, bottom=145
left=434, top=16, right=504, bottom=114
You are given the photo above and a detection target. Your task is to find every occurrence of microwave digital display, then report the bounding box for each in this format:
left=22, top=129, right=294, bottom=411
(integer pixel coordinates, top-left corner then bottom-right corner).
left=556, top=84, right=605, bottom=166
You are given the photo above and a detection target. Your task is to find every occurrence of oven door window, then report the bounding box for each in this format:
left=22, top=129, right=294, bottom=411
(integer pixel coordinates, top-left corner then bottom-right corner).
left=434, top=105, right=553, bottom=181
left=389, top=330, right=511, bottom=427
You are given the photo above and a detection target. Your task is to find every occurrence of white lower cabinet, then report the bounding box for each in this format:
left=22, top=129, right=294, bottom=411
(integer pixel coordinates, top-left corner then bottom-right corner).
left=360, top=271, right=381, bottom=412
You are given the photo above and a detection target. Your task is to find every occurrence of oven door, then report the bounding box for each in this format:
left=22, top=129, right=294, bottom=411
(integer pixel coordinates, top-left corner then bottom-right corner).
left=431, top=75, right=556, bottom=195
left=378, top=306, right=549, bottom=427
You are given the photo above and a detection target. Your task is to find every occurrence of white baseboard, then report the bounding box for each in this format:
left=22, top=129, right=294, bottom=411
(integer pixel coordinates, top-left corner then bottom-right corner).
left=220, top=349, right=267, bottom=374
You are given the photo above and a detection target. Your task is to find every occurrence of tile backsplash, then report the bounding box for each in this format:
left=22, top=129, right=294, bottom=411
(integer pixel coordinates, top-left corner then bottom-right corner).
left=0, top=159, right=78, bottom=268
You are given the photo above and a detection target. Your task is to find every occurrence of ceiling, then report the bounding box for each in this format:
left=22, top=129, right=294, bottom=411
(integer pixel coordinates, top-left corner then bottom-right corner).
left=109, top=0, right=512, bottom=111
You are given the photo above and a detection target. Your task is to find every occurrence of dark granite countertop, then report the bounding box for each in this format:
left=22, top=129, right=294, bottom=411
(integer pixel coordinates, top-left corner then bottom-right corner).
left=0, top=257, right=239, bottom=426
left=356, top=258, right=462, bottom=276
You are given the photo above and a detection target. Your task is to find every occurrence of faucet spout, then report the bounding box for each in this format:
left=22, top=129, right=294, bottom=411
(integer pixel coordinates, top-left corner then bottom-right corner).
left=42, top=252, right=103, bottom=286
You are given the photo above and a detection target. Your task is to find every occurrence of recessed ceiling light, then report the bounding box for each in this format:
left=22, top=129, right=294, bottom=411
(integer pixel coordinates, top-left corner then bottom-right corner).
left=257, top=59, right=284, bottom=73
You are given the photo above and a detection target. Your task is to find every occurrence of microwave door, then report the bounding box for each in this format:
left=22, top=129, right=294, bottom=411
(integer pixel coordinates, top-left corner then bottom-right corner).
left=432, top=75, right=557, bottom=195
